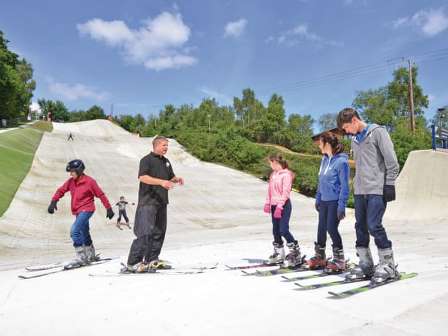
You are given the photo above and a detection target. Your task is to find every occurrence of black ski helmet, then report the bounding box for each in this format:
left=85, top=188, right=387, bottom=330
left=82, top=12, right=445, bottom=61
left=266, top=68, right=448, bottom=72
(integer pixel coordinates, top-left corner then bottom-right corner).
left=66, top=159, right=85, bottom=175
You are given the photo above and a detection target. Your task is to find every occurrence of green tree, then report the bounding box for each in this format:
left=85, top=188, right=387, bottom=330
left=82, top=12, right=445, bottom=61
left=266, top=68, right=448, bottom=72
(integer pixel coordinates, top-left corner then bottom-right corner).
left=85, top=105, right=106, bottom=120
left=353, top=66, right=429, bottom=129
left=233, top=88, right=264, bottom=128
left=0, top=31, right=35, bottom=122
left=38, top=99, right=69, bottom=121
left=391, top=117, right=431, bottom=167
left=253, top=94, right=285, bottom=142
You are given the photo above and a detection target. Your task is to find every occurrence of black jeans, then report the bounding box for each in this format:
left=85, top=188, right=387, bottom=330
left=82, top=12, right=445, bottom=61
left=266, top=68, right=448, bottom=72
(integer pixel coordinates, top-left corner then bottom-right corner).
left=118, top=209, right=129, bottom=223
left=354, top=195, right=392, bottom=249
left=317, top=200, right=343, bottom=249
left=127, top=204, right=167, bottom=265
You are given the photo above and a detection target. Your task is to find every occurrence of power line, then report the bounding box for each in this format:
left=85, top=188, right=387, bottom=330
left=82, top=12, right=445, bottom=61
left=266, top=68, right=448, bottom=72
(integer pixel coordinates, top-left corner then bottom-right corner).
left=257, top=48, right=448, bottom=97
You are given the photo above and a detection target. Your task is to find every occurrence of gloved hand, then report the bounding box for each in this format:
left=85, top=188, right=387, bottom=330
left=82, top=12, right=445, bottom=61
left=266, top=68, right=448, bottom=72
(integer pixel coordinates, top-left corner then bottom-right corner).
left=315, top=202, right=320, bottom=212
left=48, top=200, right=58, bottom=214
left=106, top=208, right=115, bottom=219
left=337, top=207, right=346, bottom=221
left=273, top=206, right=283, bottom=219
left=383, top=185, right=396, bottom=203
left=263, top=204, right=271, bottom=214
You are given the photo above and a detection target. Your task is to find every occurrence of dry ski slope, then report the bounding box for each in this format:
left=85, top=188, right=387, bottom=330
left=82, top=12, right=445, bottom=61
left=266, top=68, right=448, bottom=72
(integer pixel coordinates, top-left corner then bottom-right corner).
left=0, top=120, right=447, bottom=336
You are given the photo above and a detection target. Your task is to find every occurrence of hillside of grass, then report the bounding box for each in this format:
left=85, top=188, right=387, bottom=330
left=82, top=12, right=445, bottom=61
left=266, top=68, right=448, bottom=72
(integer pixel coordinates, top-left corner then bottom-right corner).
left=0, top=121, right=52, bottom=216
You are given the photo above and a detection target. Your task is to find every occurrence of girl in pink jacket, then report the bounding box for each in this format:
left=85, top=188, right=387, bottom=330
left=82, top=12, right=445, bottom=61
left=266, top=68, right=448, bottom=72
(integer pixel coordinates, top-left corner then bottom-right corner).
left=264, top=154, right=302, bottom=267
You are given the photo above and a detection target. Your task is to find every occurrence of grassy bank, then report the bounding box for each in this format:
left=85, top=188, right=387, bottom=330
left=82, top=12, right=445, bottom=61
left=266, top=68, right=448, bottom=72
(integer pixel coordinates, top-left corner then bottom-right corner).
left=0, top=121, right=52, bottom=216
left=173, top=129, right=355, bottom=207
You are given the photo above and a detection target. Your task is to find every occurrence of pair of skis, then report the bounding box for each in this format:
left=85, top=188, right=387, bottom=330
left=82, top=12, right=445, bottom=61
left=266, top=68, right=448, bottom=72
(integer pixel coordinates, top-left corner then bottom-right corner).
left=88, top=262, right=219, bottom=277
left=18, top=257, right=114, bottom=279
left=291, top=271, right=418, bottom=298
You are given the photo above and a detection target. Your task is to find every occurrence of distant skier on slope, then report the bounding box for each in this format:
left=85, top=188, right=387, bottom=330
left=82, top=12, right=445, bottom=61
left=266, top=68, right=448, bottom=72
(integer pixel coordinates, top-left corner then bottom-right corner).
left=263, top=154, right=303, bottom=268
left=67, top=132, right=74, bottom=141
left=122, top=136, right=184, bottom=273
left=115, top=196, right=134, bottom=230
left=47, top=159, right=115, bottom=268
left=309, top=131, right=350, bottom=273
left=337, top=108, right=400, bottom=284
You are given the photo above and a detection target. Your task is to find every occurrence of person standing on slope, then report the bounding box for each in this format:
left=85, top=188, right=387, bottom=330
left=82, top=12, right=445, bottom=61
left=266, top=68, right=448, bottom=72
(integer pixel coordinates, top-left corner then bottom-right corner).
left=337, top=108, right=400, bottom=283
left=264, top=154, right=302, bottom=268
left=123, top=136, right=184, bottom=273
left=115, top=196, right=134, bottom=230
left=308, top=132, right=350, bottom=273
left=47, top=159, right=115, bottom=268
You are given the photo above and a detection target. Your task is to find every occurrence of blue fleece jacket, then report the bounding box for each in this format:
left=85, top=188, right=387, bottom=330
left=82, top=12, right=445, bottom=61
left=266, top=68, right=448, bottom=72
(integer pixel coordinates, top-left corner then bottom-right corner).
left=315, top=153, right=350, bottom=211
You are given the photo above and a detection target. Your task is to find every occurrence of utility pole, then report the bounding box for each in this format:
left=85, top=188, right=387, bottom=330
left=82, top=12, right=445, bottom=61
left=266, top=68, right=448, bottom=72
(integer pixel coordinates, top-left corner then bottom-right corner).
left=208, top=114, right=211, bottom=132
left=408, top=59, right=415, bottom=133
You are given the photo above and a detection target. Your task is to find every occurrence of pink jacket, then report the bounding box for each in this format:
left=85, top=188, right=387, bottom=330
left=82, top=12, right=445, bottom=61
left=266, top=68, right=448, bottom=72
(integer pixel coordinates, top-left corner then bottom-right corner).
left=265, top=169, right=293, bottom=209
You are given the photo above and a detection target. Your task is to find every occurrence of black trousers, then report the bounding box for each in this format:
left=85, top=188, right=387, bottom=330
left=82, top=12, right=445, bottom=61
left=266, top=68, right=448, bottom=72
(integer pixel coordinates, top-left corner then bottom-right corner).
left=127, top=204, right=167, bottom=266
left=117, top=209, right=129, bottom=223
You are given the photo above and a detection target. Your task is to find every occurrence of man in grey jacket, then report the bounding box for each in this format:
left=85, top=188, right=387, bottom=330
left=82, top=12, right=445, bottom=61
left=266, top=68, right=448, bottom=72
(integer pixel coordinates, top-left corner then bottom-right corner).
left=337, top=107, right=400, bottom=283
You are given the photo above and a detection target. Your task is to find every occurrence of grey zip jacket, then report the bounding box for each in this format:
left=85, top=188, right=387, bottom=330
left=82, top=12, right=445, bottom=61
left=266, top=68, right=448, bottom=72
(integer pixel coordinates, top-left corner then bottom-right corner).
left=352, top=124, right=399, bottom=195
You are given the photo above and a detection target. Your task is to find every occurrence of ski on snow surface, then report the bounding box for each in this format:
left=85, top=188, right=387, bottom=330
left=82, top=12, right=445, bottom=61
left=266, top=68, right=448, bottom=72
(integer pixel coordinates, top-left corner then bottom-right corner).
left=327, top=272, right=418, bottom=298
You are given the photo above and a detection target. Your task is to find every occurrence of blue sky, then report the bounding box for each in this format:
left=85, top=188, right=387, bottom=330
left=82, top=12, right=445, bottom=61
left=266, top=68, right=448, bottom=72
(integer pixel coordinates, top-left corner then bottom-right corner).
left=1, top=0, right=447, bottom=125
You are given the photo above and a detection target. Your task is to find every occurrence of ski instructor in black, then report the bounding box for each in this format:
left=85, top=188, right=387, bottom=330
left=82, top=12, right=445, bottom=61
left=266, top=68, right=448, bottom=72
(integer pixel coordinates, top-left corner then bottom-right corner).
left=123, top=135, right=184, bottom=273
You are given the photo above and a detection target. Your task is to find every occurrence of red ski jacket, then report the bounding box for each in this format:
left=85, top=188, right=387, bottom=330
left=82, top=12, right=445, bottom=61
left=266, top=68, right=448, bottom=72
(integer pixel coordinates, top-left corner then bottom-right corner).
left=52, top=174, right=112, bottom=215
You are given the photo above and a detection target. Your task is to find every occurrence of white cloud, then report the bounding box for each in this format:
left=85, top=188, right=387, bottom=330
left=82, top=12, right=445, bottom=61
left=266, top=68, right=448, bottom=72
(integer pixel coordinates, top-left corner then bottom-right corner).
left=200, top=87, right=232, bottom=104
left=29, top=102, right=41, bottom=114
left=224, top=19, right=248, bottom=38
left=393, top=8, right=448, bottom=37
left=269, top=23, right=341, bottom=47
left=49, top=82, right=108, bottom=101
left=144, top=54, right=197, bottom=71
left=77, top=12, right=197, bottom=70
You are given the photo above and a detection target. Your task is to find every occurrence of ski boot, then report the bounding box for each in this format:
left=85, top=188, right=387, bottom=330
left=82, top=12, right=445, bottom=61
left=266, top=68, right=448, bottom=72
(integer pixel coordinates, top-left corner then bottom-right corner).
left=268, top=242, right=285, bottom=265
left=120, top=262, right=154, bottom=273
left=85, top=244, right=100, bottom=263
left=345, top=246, right=374, bottom=281
left=64, top=246, right=88, bottom=269
left=285, top=241, right=303, bottom=268
left=116, top=220, right=123, bottom=230
left=371, top=248, right=399, bottom=284
left=307, top=242, right=327, bottom=270
left=148, top=259, right=172, bottom=270
left=325, top=246, right=346, bottom=274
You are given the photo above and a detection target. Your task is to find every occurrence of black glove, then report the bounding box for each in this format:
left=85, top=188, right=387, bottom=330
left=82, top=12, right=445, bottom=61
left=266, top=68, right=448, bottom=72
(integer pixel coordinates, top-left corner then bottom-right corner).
left=106, top=208, right=115, bottom=219
left=48, top=200, right=58, bottom=214
left=315, top=202, right=320, bottom=212
left=383, top=185, right=396, bottom=203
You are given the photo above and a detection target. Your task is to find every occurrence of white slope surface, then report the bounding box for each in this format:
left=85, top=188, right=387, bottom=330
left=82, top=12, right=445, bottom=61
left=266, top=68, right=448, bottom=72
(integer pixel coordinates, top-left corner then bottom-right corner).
left=0, top=120, right=447, bottom=335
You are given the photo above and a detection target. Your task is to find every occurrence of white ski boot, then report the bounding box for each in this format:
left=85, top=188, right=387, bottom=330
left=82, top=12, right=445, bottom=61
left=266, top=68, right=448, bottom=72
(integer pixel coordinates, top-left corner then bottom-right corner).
left=345, top=246, right=374, bottom=280
left=268, top=243, right=285, bottom=265
left=64, top=246, right=88, bottom=269
left=371, top=248, right=399, bottom=284
left=85, top=244, right=100, bottom=263
left=285, top=241, right=303, bottom=268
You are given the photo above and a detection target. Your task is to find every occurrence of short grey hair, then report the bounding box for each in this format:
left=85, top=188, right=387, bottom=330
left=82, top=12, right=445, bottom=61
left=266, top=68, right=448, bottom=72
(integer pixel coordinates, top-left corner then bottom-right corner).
left=152, top=135, right=168, bottom=147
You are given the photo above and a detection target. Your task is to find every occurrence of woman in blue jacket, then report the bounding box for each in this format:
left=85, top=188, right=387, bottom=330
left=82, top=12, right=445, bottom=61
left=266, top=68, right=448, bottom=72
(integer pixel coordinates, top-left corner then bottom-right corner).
left=308, top=132, right=350, bottom=272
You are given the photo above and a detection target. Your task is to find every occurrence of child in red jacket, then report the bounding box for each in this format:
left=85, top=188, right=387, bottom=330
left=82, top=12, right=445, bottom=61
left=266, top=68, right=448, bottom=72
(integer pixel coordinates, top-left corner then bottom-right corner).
left=48, top=159, right=114, bottom=268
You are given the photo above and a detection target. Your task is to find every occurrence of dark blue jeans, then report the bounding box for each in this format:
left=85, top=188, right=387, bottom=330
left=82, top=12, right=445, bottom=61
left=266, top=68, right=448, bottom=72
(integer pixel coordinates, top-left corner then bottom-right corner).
left=354, top=195, right=392, bottom=249
left=271, top=199, right=296, bottom=246
left=317, top=200, right=343, bottom=249
left=70, top=211, right=94, bottom=247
